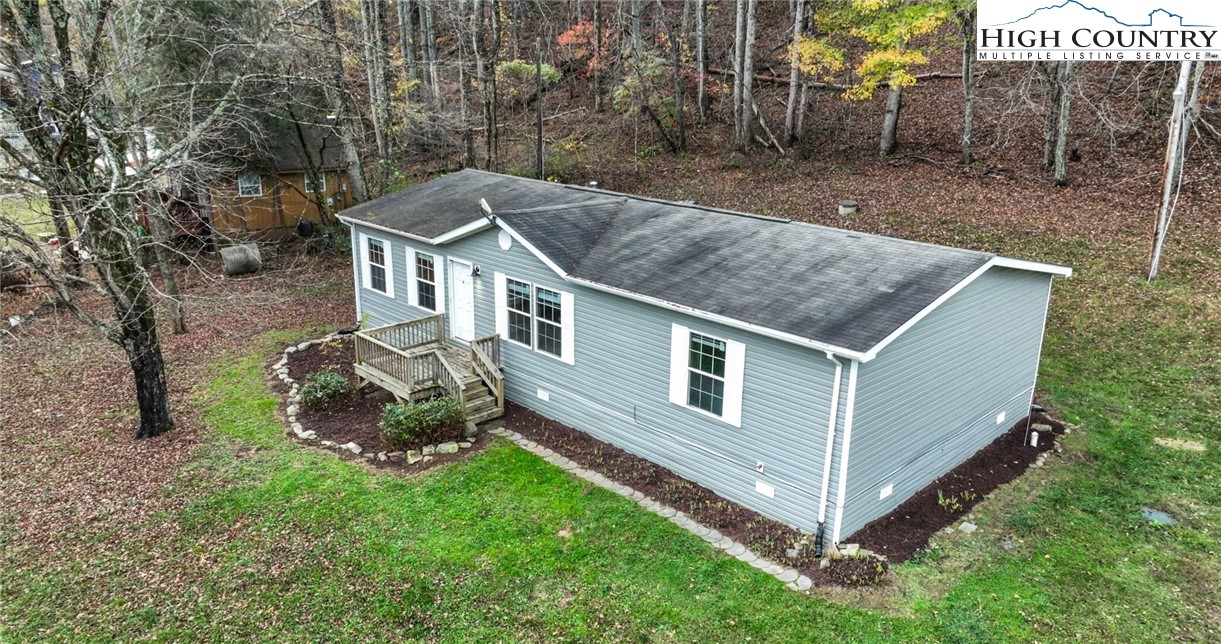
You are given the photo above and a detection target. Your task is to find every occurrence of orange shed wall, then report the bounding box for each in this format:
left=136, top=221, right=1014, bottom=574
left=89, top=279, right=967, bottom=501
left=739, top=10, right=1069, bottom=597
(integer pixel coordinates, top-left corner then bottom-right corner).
left=211, top=170, right=350, bottom=237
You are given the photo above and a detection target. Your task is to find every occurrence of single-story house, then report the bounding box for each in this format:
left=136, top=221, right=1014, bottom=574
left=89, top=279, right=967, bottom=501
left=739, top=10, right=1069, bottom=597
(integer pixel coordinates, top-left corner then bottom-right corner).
left=337, top=169, right=1071, bottom=547
left=208, top=126, right=351, bottom=237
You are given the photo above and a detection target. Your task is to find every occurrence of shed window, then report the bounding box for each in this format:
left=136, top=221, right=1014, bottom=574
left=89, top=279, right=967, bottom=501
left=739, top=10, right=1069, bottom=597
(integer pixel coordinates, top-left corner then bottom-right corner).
left=668, top=324, right=745, bottom=427
left=237, top=172, right=263, bottom=197
left=304, top=173, right=326, bottom=193
left=358, top=233, right=394, bottom=298
left=494, top=272, right=575, bottom=365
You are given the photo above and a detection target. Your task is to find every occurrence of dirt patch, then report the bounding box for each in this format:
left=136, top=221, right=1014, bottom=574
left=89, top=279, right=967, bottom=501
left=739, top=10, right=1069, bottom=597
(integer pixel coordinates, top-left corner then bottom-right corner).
left=503, top=403, right=1065, bottom=584
left=280, top=337, right=487, bottom=471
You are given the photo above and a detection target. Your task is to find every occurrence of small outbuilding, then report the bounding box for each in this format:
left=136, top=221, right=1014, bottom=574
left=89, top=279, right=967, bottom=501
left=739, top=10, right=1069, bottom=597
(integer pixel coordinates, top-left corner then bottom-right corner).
left=338, top=170, right=1071, bottom=546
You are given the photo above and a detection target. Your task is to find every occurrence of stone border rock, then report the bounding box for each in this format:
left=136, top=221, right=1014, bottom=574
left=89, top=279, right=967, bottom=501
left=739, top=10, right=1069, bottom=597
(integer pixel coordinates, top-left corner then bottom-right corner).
left=270, top=333, right=479, bottom=466
left=487, top=426, right=814, bottom=592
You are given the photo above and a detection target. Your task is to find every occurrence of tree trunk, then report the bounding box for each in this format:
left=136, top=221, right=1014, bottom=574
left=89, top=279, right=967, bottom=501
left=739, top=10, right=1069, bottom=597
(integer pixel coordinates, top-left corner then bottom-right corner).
left=48, top=196, right=80, bottom=277
left=458, top=0, right=475, bottom=167
left=536, top=37, right=544, bottom=179
left=1043, top=61, right=1064, bottom=171
left=421, top=0, right=440, bottom=105
left=669, top=4, right=686, bottom=151
left=1052, top=61, right=1074, bottom=186
left=125, top=313, right=174, bottom=440
left=960, top=6, right=976, bottom=165
left=480, top=0, right=500, bottom=170
left=319, top=0, right=370, bottom=203
left=795, top=81, right=810, bottom=141
left=360, top=0, right=388, bottom=158
left=593, top=0, right=603, bottom=112
left=400, top=0, right=419, bottom=84
left=695, top=0, right=706, bottom=124
left=784, top=0, right=804, bottom=143
left=732, top=0, right=747, bottom=144
left=740, top=0, right=758, bottom=150
left=879, top=83, right=902, bottom=156
left=142, top=195, right=187, bottom=334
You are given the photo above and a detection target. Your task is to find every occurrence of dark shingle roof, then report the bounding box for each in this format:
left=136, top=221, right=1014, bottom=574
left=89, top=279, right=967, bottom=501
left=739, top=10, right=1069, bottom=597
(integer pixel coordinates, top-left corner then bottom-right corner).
left=341, top=169, right=999, bottom=354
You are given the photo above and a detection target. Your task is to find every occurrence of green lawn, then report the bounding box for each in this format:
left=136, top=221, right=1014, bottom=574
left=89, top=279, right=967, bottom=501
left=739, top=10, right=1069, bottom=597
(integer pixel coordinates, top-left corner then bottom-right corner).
left=1, top=224, right=1216, bottom=640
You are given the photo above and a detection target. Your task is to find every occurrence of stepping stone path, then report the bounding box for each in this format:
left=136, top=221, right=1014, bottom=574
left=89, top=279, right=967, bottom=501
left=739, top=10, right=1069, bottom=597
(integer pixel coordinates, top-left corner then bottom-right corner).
left=270, top=333, right=481, bottom=465
left=487, top=426, right=813, bottom=594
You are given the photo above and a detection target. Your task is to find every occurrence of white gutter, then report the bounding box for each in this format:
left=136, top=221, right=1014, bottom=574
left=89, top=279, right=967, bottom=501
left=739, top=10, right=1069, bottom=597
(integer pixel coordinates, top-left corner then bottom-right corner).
left=817, top=353, right=844, bottom=525
left=831, top=359, right=860, bottom=545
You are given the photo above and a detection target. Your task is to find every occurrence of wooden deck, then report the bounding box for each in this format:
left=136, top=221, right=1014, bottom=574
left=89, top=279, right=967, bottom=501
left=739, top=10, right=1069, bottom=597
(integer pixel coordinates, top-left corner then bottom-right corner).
left=353, top=315, right=504, bottom=424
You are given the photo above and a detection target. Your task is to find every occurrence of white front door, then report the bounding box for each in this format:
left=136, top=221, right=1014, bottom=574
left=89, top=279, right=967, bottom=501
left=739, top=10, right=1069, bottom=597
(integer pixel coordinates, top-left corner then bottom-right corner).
left=449, top=258, right=475, bottom=342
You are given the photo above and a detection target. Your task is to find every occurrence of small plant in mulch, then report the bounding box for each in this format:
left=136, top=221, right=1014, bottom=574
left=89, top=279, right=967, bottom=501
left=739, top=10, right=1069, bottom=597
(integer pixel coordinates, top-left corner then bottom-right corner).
left=825, top=554, right=889, bottom=587
left=299, top=370, right=351, bottom=409
left=937, top=489, right=963, bottom=514
left=380, top=397, right=465, bottom=449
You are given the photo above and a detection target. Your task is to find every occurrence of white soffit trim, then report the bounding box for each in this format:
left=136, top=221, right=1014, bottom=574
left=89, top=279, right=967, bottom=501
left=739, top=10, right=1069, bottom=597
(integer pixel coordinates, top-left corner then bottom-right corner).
left=430, top=218, right=494, bottom=244
left=337, top=215, right=436, bottom=245
left=994, top=256, right=1073, bottom=277
left=337, top=215, right=493, bottom=247
left=860, top=256, right=1071, bottom=362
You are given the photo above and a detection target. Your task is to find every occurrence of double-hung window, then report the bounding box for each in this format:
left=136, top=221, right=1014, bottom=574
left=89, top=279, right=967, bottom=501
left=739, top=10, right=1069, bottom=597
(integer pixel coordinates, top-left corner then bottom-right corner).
left=669, top=324, right=746, bottom=427
left=415, top=253, right=437, bottom=311
left=495, top=272, right=574, bottom=364
left=237, top=172, right=263, bottom=197
left=358, top=233, right=394, bottom=297
left=403, top=246, right=444, bottom=313
left=687, top=333, right=727, bottom=416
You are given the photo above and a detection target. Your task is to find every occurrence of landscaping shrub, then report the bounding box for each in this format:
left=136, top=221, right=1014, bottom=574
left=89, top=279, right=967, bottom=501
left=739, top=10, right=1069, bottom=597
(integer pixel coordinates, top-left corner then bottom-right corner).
left=825, top=554, right=889, bottom=587
left=299, top=370, right=350, bottom=409
left=380, top=397, right=465, bottom=448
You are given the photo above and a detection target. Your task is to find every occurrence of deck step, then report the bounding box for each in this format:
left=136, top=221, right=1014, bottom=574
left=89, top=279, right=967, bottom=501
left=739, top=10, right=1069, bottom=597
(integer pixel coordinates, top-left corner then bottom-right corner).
left=467, top=406, right=505, bottom=424
left=465, top=394, right=499, bottom=414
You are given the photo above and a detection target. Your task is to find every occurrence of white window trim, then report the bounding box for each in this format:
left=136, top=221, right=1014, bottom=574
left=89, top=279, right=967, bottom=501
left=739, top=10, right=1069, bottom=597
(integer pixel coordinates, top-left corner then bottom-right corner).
left=304, top=172, right=326, bottom=193
left=668, top=323, right=745, bottom=427
left=358, top=232, right=394, bottom=298
left=403, top=245, right=445, bottom=313
left=493, top=271, right=574, bottom=365
left=237, top=172, right=263, bottom=197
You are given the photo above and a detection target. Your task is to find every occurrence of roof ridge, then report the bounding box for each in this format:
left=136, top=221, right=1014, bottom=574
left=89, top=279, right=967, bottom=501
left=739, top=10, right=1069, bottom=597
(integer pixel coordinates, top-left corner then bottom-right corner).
left=562, top=183, right=793, bottom=224
left=567, top=200, right=625, bottom=276
left=492, top=197, right=625, bottom=215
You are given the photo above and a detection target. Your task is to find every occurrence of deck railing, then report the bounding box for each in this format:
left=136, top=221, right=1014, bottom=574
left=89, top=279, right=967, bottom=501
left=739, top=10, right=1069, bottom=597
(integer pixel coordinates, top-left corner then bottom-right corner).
left=354, top=315, right=465, bottom=405
left=362, top=315, right=446, bottom=352
left=470, top=334, right=504, bottom=409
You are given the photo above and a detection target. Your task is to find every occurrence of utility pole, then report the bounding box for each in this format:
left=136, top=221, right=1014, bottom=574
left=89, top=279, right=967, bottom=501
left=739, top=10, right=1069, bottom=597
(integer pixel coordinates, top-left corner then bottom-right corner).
left=1149, top=61, right=1192, bottom=281
left=536, top=37, right=544, bottom=180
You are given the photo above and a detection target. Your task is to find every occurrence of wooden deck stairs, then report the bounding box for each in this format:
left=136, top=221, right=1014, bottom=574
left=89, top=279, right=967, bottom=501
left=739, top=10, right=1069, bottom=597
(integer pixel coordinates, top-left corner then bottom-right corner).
left=353, top=314, right=505, bottom=424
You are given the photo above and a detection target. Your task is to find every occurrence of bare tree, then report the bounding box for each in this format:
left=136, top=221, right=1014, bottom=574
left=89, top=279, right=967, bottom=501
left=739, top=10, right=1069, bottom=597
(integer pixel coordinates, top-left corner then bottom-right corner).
left=0, top=0, right=286, bottom=438
left=317, top=0, right=369, bottom=202
left=784, top=0, right=805, bottom=143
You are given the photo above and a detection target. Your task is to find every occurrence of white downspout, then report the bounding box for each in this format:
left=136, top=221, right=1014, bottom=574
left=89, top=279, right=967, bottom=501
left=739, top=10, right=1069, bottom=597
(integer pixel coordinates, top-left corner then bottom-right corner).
left=831, top=359, right=860, bottom=546
left=817, top=353, right=844, bottom=524
left=349, top=223, right=362, bottom=321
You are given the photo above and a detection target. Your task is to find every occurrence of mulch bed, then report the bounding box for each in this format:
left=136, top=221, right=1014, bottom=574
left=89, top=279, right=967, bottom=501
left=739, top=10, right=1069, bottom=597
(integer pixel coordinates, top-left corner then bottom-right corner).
left=849, top=412, right=1066, bottom=562
left=503, top=402, right=1065, bottom=586
left=279, top=336, right=491, bottom=471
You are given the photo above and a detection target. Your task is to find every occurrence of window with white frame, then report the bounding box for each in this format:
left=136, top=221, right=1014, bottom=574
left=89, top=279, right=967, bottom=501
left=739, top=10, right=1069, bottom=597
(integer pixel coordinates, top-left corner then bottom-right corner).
left=403, top=246, right=444, bottom=313
left=358, top=233, right=394, bottom=297
left=415, top=252, right=437, bottom=311
left=304, top=173, right=326, bottom=193
left=237, top=172, right=263, bottom=197
left=495, top=272, right=574, bottom=364
left=668, top=323, right=746, bottom=427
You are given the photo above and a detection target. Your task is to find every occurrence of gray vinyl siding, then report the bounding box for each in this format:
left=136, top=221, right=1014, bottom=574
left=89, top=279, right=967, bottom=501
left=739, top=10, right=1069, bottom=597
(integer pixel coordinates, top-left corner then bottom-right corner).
left=838, top=267, right=1054, bottom=539
left=351, top=222, right=838, bottom=532
left=352, top=228, right=442, bottom=329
